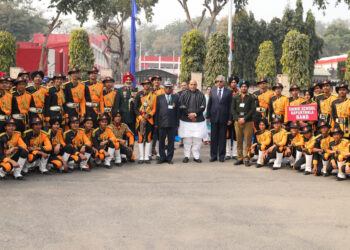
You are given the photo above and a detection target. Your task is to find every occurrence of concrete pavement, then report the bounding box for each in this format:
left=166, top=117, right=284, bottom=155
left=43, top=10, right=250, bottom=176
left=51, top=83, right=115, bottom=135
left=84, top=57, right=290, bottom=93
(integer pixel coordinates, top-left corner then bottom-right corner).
left=1, top=143, right=349, bottom=250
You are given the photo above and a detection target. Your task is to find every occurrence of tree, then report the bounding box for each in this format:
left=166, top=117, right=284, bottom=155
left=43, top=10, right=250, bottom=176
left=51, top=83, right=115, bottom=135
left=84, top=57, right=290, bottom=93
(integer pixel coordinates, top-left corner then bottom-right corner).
left=38, top=0, right=103, bottom=70
left=292, top=0, right=304, bottom=33
left=180, top=29, right=206, bottom=83
left=0, top=2, right=47, bottom=41
left=68, top=29, right=95, bottom=79
left=0, top=31, right=16, bottom=73
left=177, top=0, right=248, bottom=41
left=93, top=0, right=158, bottom=77
left=337, top=60, right=346, bottom=81
left=304, top=10, right=323, bottom=77
left=255, top=41, right=277, bottom=84
left=321, top=21, right=350, bottom=56
left=345, top=50, right=350, bottom=83
left=204, top=32, right=228, bottom=86
left=281, top=30, right=310, bottom=89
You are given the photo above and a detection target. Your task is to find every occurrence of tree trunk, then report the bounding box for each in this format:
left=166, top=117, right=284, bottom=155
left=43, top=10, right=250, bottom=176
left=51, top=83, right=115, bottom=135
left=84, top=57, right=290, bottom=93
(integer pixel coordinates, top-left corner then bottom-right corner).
left=204, top=14, right=217, bottom=41
left=39, top=11, right=62, bottom=70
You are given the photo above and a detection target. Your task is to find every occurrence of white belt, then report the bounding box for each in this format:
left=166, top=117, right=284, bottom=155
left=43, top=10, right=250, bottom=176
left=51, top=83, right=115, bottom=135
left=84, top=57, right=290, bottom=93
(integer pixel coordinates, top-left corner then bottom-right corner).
left=272, top=114, right=282, bottom=119
left=320, top=114, right=329, bottom=120
left=104, top=107, right=112, bottom=113
left=29, top=107, right=43, bottom=113
left=50, top=106, right=62, bottom=111
left=336, top=118, right=348, bottom=123
left=86, top=102, right=99, bottom=108
left=0, top=115, right=9, bottom=121
left=256, top=107, right=266, bottom=112
left=66, top=102, right=79, bottom=109
left=12, top=114, right=25, bottom=120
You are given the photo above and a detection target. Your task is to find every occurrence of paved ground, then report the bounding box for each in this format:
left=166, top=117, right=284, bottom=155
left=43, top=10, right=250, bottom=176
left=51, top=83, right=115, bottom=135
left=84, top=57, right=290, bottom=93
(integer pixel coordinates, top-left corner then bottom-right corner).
left=1, top=143, right=350, bottom=250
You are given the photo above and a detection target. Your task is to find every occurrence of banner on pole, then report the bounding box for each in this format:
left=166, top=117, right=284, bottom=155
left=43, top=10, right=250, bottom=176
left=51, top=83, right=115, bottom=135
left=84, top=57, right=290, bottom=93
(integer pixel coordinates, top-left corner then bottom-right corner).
left=287, top=104, right=318, bottom=121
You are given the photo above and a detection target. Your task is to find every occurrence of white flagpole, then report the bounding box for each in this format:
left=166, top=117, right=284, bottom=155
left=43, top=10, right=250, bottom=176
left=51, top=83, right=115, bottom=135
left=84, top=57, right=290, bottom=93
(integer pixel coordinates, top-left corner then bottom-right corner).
left=228, top=0, right=233, bottom=80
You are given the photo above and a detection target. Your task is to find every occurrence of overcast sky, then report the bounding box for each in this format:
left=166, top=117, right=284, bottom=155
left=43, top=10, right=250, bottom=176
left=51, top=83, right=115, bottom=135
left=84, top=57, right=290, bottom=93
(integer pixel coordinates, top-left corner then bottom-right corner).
left=39, top=0, right=350, bottom=29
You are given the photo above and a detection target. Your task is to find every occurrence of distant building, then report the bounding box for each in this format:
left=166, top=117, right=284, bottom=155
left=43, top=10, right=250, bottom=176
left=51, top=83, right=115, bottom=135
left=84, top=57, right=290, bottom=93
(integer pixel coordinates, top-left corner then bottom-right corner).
left=139, top=56, right=180, bottom=75
left=314, top=54, right=347, bottom=70
left=16, top=33, right=111, bottom=76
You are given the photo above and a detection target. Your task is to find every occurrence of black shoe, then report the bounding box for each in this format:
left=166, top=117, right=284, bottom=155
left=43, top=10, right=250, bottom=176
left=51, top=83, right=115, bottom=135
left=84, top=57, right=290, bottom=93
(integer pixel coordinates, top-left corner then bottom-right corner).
left=138, top=160, right=144, bottom=164
left=122, top=158, right=127, bottom=163
left=219, top=158, right=225, bottom=162
left=304, top=171, right=311, bottom=175
left=234, top=160, right=243, bottom=165
left=14, top=175, right=24, bottom=180
left=144, top=160, right=151, bottom=164
left=82, top=168, right=91, bottom=172
left=209, top=158, right=217, bottom=162
left=157, top=160, right=165, bottom=164
left=0, top=176, right=7, bottom=180
left=322, top=173, right=330, bottom=177
left=183, top=157, right=189, bottom=163
left=167, top=160, right=174, bottom=165
left=21, top=171, right=28, bottom=176
left=156, top=156, right=160, bottom=160
left=105, top=164, right=112, bottom=169
left=272, top=167, right=279, bottom=170
left=129, top=159, right=135, bottom=163
left=179, top=143, right=184, bottom=148
left=232, top=156, right=237, bottom=160
left=244, top=161, right=250, bottom=167
left=251, top=158, right=257, bottom=163
left=68, top=168, right=74, bottom=173
left=194, top=158, right=202, bottom=163
left=41, top=171, right=51, bottom=175
left=256, top=164, right=263, bottom=168
left=115, top=163, right=122, bottom=167
left=225, top=156, right=231, bottom=160
left=337, top=177, right=346, bottom=181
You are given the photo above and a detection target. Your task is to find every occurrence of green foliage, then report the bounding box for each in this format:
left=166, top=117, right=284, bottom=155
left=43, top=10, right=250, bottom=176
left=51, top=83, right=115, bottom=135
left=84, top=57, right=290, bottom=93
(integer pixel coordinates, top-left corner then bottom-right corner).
left=204, top=32, right=228, bottom=86
left=321, top=21, right=350, bottom=56
left=231, top=10, right=265, bottom=82
left=180, top=29, right=206, bottom=83
left=337, top=60, right=346, bottom=81
left=255, top=41, right=277, bottom=84
left=0, top=2, right=47, bottom=41
left=345, top=50, right=350, bottom=83
left=68, top=29, right=95, bottom=79
left=0, top=31, right=16, bottom=73
left=281, top=30, right=310, bottom=89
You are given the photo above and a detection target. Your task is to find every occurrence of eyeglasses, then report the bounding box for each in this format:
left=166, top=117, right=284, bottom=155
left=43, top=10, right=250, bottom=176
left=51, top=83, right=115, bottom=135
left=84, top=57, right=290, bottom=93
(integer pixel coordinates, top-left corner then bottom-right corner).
left=165, top=86, right=172, bottom=89
left=216, top=80, right=224, bottom=83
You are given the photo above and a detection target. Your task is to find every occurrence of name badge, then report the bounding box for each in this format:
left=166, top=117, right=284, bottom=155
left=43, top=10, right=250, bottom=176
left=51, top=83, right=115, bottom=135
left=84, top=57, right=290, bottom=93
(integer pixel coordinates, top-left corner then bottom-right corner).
left=168, top=105, right=173, bottom=109
left=240, top=103, right=245, bottom=108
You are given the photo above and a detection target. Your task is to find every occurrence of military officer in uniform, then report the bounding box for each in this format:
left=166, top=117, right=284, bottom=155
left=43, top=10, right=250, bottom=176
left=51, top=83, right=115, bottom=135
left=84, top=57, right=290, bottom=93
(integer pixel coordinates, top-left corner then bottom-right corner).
left=331, top=83, right=349, bottom=138
left=269, top=83, right=289, bottom=124
left=316, top=80, right=338, bottom=125
left=0, top=76, right=14, bottom=132
left=103, top=77, right=117, bottom=119
left=27, top=70, right=47, bottom=121
left=113, top=72, right=137, bottom=133
left=253, top=78, right=274, bottom=129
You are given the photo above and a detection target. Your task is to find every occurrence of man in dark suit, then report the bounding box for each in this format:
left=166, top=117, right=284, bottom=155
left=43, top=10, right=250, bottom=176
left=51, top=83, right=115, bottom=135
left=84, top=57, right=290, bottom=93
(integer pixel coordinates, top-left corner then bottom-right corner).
left=207, top=75, right=233, bottom=162
left=155, top=81, right=179, bottom=164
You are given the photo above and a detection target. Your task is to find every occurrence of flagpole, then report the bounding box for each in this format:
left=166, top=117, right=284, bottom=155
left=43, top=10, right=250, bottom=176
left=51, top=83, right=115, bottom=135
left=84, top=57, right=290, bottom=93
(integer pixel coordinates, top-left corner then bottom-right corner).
left=228, top=0, right=233, bottom=80
left=130, top=0, right=138, bottom=87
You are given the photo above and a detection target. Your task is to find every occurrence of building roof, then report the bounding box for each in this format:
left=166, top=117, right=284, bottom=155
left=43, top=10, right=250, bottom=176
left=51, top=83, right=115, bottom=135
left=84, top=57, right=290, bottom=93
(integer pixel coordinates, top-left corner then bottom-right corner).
left=315, top=54, right=347, bottom=66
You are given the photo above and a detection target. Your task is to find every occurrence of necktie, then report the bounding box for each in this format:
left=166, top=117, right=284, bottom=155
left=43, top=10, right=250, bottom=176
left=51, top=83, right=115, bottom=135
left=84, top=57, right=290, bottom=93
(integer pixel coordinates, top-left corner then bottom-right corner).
left=218, top=89, right=222, bottom=101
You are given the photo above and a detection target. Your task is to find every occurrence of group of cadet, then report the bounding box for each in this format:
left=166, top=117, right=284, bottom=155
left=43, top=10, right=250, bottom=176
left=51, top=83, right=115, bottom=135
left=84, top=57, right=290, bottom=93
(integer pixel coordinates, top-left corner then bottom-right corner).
left=0, top=65, right=349, bottom=182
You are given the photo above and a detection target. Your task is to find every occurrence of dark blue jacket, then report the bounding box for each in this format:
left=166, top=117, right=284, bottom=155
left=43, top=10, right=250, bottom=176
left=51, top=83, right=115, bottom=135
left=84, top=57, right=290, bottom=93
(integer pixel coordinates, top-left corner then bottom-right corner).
left=155, top=94, right=179, bottom=128
left=207, top=87, right=232, bottom=124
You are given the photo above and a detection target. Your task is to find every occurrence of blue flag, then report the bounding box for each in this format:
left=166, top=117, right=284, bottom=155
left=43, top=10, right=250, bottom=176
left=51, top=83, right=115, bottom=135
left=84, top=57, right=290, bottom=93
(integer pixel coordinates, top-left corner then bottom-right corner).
left=130, top=0, right=138, bottom=87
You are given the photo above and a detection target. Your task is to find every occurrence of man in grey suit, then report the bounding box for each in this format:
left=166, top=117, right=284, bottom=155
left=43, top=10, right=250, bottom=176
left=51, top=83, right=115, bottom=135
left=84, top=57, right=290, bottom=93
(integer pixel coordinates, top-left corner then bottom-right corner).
left=206, top=75, right=233, bottom=162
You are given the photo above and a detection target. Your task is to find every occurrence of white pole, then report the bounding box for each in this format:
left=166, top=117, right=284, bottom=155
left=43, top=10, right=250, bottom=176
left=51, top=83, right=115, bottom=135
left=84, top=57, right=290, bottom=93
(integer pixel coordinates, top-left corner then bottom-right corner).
left=139, top=42, right=142, bottom=71
left=228, top=0, right=233, bottom=80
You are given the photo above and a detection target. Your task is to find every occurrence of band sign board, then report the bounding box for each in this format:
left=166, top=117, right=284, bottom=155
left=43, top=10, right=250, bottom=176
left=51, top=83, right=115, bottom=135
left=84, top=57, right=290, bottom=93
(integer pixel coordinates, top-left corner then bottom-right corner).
left=287, top=104, right=318, bottom=121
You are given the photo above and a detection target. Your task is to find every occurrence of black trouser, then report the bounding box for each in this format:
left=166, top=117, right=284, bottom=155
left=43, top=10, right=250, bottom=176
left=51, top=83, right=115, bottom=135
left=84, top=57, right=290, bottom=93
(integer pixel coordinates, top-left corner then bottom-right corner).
left=152, top=126, right=159, bottom=151
left=210, top=122, right=227, bottom=160
left=159, top=127, right=176, bottom=161
left=120, top=144, right=133, bottom=159
left=127, top=122, right=135, bottom=135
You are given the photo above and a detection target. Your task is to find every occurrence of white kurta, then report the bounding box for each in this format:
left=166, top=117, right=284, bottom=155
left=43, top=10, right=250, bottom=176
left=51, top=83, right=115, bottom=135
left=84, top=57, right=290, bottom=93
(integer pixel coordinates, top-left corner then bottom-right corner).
left=178, top=120, right=208, bottom=139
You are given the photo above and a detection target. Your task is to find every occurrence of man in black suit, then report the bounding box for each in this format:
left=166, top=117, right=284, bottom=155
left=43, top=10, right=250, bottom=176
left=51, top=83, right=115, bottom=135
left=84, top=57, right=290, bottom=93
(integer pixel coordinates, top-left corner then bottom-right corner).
left=155, top=81, right=179, bottom=164
left=207, top=75, right=233, bottom=162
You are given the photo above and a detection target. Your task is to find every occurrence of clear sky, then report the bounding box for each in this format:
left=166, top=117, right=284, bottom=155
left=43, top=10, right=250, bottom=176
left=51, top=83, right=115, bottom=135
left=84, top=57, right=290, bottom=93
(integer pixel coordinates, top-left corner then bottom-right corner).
left=38, top=0, right=350, bottom=29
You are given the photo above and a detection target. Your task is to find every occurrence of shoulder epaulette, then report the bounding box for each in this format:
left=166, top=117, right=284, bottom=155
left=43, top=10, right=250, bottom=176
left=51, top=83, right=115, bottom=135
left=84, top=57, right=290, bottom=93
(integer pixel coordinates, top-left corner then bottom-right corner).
left=0, top=132, right=6, bottom=137
left=285, top=132, right=291, bottom=135
left=64, top=129, right=71, bottom=136
left=314, top=134, right=322, bottom=140
left=40, top=130, right=49, bottom=135
left=23, top=129, right=32, bottom=135
left=63, top=81, right=71, bottom=86
left=92, top=128, right=100, bottom=136
left=25, top=86, right=31, bottom=89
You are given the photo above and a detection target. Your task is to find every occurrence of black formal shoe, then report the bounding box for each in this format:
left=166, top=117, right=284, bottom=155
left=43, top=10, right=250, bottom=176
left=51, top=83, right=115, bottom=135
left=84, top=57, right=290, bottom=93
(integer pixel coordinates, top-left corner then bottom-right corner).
left=157, top=160, right=165, bottom=164
left=144, top=160, right=151, bottom=164
left=179, top=143, right=184, bottom=148
left=194, top=158, right=202, bottom=163
left=122, top=158, right=127, bottom=163
left=138, top=160, right=144, bottom=164
left=115, top=162, right=122, bottom=167
left=129, top=159, right=135, bottom=163
left=156, top=156, right=160, bottom=160
left=234, top=160, right=243, bottom=165
left=209, top=158, right=217, bottom=162
left=256, top=164, right=263, bottom=168
left=14, top=175, right=24, bottom=180
left=272, top=167, right=279, bottom=170
left=167, top=160, right=174, bottom=165
left=105, top=164, right=112, bottom=169
left=82, top=168, right=91, bottom=172
left=304, top=171, right=311, bottom=175
left=219, top=158, right=225, bottom=162
left=232, top=156, right=237, bottom=160
left=183, top=157, right=189, bottom=163
left=244, top=161, right=250, bottom=167
left=41, top=171, right=51, bottom=175
left=225, top=156, right=231, bottom=160
left=337, top=177, right=346, bottom=181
